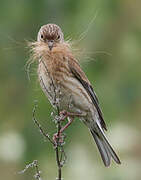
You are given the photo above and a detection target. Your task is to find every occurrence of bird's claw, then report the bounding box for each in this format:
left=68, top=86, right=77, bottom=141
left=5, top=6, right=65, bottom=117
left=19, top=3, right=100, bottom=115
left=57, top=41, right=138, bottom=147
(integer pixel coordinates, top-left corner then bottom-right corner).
left=53, top=133, right=64, bottom=145
left=59, top=110, right=68, bottom=121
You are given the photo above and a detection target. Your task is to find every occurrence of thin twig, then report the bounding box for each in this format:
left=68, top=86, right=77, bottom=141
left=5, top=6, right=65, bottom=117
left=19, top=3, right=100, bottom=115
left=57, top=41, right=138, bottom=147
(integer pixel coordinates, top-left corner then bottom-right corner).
left=32, top=104, right=55, bottom=146
left=19, top=160, right=42, bottom=180
left=55, top=107, right=62, bottom=180
left=59, top=144, right=67, bottom=168
left=34, top=160, right=42, bottom=180
left=32, top=102, right=66, bottom=180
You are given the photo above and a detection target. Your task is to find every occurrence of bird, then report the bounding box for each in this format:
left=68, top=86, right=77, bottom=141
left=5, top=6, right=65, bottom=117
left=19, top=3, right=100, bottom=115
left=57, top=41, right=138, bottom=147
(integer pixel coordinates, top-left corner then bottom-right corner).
left=30, top=23, right=121, bottom=167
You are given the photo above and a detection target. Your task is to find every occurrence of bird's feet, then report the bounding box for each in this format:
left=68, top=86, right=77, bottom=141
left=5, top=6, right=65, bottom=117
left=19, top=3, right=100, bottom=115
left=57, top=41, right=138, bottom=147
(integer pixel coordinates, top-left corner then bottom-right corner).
left=53, top=110, right=86, bottom=145
left=53, top=132, right=65, bottom=145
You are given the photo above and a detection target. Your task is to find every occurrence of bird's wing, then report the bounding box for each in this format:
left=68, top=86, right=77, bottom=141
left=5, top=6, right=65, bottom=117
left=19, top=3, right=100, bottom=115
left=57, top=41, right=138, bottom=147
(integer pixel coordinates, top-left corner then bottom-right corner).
left=68, top=58, right=107, bottom=131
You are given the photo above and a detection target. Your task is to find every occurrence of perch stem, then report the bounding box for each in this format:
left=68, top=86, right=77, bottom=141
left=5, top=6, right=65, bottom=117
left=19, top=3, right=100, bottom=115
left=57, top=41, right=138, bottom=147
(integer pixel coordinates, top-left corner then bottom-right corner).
left=55, top=106, right=62, bottom=180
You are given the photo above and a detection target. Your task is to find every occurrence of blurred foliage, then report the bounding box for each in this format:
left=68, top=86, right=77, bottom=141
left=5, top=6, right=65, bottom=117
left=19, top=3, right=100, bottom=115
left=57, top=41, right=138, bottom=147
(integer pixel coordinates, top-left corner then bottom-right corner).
left=0, top=0, right=141, bottom=180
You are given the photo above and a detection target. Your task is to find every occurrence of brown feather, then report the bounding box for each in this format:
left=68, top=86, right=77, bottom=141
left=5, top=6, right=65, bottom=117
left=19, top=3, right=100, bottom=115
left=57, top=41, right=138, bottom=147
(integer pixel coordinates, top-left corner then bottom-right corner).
left=68, top=58, right=107, bottom=131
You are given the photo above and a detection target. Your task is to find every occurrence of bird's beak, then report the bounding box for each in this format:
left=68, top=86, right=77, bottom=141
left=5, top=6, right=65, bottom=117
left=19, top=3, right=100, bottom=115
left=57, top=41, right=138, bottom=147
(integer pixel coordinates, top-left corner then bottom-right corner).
left=48, top=41, right=54, bottom=51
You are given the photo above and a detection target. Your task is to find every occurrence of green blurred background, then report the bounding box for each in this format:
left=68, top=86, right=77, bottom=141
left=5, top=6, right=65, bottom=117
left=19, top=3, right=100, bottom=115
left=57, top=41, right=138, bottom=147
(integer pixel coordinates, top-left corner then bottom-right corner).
left=0, top=0, right=141, bottom=180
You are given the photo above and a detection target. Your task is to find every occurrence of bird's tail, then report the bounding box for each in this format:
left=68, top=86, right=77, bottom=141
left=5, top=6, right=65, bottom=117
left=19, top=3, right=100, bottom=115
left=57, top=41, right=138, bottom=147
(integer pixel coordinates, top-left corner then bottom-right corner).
left=90, top=125, right=121, bottom=167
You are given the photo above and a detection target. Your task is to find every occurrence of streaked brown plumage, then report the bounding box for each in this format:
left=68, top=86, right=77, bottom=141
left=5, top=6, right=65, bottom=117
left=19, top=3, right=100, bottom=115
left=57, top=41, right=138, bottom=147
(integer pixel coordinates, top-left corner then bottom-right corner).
left=30, top=23, right=121, bottom=167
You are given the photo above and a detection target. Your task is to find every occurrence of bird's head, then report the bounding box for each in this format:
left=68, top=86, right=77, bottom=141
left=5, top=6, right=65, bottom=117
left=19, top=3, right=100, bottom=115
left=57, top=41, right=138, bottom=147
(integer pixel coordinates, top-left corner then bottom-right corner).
left=37, top=24, right=64, bottom=51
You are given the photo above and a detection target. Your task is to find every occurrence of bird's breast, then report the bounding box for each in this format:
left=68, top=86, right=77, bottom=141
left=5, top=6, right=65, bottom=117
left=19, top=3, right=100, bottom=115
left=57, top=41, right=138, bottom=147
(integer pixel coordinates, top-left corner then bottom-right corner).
left=38, top=54, right=92, bottom=113
left=37, top=55, right=72, bottom=108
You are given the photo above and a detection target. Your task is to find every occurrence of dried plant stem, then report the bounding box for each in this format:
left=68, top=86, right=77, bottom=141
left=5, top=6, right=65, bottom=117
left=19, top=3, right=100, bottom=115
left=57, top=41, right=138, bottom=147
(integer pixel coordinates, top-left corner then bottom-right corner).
left=19, top=160, right=42, bottom=180
left=32, top=103, right=66, bottom=180
left=55, top=107, right=62, bottom=180
left=32, top=104, right=55, bottom=146
left=56, top=147, right=62, bottom=180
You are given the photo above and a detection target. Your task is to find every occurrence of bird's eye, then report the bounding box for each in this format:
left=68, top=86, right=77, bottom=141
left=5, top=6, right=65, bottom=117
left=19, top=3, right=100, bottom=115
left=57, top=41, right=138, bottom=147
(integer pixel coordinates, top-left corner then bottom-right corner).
left=57, top=35, right=60, bottom=40
left=41, top=34, right=44, bottom=39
